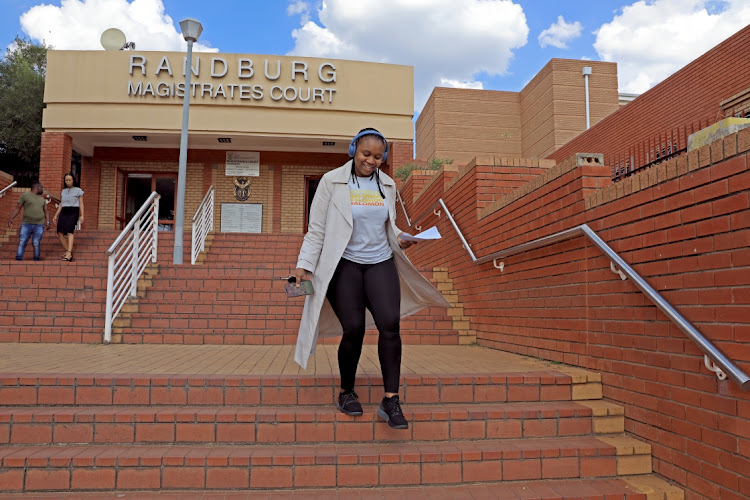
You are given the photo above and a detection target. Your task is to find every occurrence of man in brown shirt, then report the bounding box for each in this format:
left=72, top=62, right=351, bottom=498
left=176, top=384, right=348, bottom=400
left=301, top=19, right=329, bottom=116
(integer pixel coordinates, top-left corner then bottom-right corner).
left=8, top=182, right=50, bottom=261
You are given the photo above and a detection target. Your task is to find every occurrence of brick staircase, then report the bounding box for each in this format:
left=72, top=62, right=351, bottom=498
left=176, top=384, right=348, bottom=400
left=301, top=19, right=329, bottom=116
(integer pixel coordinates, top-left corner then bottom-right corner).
left=0, top=344, right=682, bottom=497
left=0, top=230, right=197, bottom=344
left=0, top=229, right=683, bottom=497
left=114, top=233, right=464, bottom=346
left=0, top=230, right=118, bottom=343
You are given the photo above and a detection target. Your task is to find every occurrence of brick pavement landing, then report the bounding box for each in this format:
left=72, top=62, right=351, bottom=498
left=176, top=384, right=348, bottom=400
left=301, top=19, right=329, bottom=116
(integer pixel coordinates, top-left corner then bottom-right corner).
left=0, top=344, right=593, bottom=379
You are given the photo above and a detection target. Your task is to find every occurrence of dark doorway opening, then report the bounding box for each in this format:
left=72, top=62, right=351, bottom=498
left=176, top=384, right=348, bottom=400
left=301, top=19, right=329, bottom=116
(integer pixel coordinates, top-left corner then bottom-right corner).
left=122, top=172, right=177, bottom=231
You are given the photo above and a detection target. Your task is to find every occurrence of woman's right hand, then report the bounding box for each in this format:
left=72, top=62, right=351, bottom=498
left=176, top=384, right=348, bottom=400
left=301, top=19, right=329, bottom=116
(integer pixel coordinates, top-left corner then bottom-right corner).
left=52, top=216, right=57, bottom=223
left=293, top=267, right=312, bottom=286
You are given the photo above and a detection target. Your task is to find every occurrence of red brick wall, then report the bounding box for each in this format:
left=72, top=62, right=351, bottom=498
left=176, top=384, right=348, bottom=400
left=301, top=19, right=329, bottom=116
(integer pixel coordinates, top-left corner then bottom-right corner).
left=397, top=127, right=750, bottom=500
left=548, top=25, right=750, bottom=178
left=389, top=140, right=413, bottom=175
left=39, top=132, right=73, bottom=194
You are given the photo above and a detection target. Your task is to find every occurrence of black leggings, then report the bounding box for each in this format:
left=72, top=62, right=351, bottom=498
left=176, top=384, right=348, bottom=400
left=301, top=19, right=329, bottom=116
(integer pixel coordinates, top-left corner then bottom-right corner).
left=326, top=257, right=402, bottom=394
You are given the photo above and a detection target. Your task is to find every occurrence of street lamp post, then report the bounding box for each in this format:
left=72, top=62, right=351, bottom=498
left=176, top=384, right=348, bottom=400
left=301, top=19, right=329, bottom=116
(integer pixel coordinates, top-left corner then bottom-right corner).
left=173, top=18, right=203, bottom=264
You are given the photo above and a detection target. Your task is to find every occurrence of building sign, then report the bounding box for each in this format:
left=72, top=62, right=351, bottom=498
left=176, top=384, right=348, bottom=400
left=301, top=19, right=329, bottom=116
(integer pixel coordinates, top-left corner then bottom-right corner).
left=127, top=55, right=337, bottom=104
left=221, top=203, right=262, bottom=233
left=225, top=151, right=259, bottom=177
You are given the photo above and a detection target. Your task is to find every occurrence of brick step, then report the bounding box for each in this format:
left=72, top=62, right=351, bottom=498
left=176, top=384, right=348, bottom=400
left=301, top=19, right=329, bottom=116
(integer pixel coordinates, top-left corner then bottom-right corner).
left=0, top=312, right=104, bottom=327
left=0, top=401, right=624, bottom=446
left=0, top=231, right=192, bottom=263
left=0, top=329, right=102, bottom=343
left=118, top=314, right=453, bottom=328
left=142, top=267, right=292, bottom=277
left=132, top=291, right=305, bottom=302
left=2, top=299, right=105, bottom=310
left=0, top=263, right=108, bottom=276
left=1, top=285, right=106, bottom=298
left=127, top=301, right=303, bottom=313
left=202, top=256, right=303, bottom=263
left=0, top=371, right=600, bottom=406
left=0, top=255, right=113, bottom=264
left=118, top=330, right=460, bottom=346
left=0, top=476, right=685, bottom=499
left=207, top=233, right=303, bottom=241
left=0, top=435, right=652, bottom=492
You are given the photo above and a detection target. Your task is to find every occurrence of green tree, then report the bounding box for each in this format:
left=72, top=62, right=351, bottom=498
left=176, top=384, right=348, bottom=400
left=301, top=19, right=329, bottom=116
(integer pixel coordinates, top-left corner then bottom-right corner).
left=0, top=37, right=48, bottom=183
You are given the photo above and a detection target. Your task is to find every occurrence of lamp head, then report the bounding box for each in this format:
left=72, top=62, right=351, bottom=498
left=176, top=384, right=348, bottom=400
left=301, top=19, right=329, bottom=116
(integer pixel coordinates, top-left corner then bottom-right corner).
left=179, top=18, right=203, bottom=42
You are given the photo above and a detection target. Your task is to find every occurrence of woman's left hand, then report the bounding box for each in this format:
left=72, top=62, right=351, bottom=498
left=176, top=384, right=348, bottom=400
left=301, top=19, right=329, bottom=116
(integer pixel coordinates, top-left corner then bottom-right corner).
left=398, top=233, right=418, bottom=249
left=79, top=216, right=84, bottom=225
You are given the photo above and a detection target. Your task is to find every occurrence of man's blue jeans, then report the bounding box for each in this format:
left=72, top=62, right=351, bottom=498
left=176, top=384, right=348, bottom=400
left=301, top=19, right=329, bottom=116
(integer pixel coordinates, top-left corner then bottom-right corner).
left=16, top=223, right=44, bottom=261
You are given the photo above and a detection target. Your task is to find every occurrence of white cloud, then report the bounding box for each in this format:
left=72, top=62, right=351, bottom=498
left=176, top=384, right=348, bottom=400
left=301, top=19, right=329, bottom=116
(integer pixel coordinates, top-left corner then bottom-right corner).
left=20, top=0, right=217, bottom=52
left=440, top=78, right=484, bottom=90
left=286, top=1, right=311, bottom=24
left=287, top=0, right=529, bottom=112
left=594, top=0, right=750, bottom=93
left=538, top=15, right=583, bottom=49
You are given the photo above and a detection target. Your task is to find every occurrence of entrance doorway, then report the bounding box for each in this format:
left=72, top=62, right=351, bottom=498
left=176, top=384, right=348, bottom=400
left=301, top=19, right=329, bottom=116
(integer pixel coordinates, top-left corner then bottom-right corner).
left=121, top=172, right=177, bottom=231
left=304, top=175, right=322, bottom=233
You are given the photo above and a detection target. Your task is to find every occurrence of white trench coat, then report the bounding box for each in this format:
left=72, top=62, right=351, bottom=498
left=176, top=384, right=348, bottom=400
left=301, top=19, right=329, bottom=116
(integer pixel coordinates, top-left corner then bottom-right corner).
left=294, top=161, right=452, bottom=369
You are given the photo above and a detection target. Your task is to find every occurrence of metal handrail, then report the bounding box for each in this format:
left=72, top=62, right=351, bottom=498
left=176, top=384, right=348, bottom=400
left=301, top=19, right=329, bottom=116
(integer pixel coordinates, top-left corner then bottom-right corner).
left=0, top=181, right=17, bottom=198
left=410, top=198, right=750, bottom=390
left=104, top=192, right=160, bottom=342
left=396, top=190, right=411, bottom=227
left=106, top=192, right=160, bottom=253
left=191, top=186, right=214, bottom=265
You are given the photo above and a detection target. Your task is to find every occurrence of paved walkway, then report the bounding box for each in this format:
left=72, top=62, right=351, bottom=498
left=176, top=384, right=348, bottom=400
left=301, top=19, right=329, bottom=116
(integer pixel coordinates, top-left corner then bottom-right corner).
left=0, top=344, right=594, bottom=380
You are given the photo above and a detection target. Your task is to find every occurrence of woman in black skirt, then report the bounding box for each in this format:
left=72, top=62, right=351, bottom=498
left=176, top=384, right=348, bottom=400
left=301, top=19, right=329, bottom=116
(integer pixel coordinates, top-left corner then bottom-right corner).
left=52, top=173, right=84, bottom=261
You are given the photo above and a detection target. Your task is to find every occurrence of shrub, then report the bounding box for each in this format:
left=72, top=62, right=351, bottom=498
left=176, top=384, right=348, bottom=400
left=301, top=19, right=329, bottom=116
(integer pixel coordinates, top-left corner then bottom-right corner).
left=394, top=157, right=454, bottom=181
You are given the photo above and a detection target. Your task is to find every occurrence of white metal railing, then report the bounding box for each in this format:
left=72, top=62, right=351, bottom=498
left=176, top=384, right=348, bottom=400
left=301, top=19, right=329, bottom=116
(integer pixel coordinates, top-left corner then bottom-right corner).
left=191, top=186, right=214, bottom=265
left=410, top=198, right=750, bottom=391
left=0, top=181, right=17, bottom=198
left=104, top=192, right=160, bottom=342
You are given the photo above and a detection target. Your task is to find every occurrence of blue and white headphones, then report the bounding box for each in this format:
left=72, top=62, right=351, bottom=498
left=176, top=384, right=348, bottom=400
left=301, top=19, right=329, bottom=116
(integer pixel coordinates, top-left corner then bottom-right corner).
left=348, top=129, right=389, bottom=163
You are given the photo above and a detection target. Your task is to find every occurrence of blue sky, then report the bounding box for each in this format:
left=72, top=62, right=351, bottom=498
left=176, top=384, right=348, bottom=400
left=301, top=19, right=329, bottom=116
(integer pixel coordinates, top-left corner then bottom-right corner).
left=2, top=0, right=749, bottom=113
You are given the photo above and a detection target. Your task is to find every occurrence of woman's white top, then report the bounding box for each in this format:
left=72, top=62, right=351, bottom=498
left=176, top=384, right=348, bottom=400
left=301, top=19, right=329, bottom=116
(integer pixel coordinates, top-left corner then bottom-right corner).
left=60, top=187, right=84, bottom=207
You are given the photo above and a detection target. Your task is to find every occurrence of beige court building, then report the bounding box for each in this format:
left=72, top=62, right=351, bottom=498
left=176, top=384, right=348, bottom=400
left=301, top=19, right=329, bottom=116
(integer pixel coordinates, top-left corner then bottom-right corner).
left=40, top=50, right=415, bottom=234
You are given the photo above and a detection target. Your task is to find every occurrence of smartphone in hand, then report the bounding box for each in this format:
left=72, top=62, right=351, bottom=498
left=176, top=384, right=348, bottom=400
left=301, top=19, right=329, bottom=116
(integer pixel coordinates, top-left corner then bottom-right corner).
left=284, top=276, right=314, bottom=298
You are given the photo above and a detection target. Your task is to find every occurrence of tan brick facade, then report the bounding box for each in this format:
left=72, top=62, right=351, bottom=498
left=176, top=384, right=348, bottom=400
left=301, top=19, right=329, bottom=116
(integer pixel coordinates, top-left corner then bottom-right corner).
left=416, top=60, right=619, bottom=163
left=88, top=148, right=346, bottom=234
left=211, top=164, right=273, bottom=233
left=548, top=25, right=750, bottom=177
left=280, top=164, right=332, bottom=233
left=97, top=161, right=203, bottom=231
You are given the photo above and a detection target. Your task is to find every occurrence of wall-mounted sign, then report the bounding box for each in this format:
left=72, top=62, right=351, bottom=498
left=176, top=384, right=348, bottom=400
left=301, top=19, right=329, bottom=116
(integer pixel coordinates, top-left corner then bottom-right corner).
left=126, top=56, right=337, bottom=104
left=221, top=203, right=262, bottom=233
left=225, top=151, right=259, bottom=177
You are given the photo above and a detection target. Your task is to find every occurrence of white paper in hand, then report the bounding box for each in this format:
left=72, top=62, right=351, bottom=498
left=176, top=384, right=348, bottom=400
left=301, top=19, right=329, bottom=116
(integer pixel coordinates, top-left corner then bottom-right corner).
left=415, top=226, right=441, bottom=239
left=400, top=226, right=442, bottom=242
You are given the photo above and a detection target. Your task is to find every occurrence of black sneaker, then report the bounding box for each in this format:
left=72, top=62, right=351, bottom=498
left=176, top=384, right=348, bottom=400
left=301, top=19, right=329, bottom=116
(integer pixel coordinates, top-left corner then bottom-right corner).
left=336, top=390, right=363, bottom=416
left=378, top=395, right=408, bottom=429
